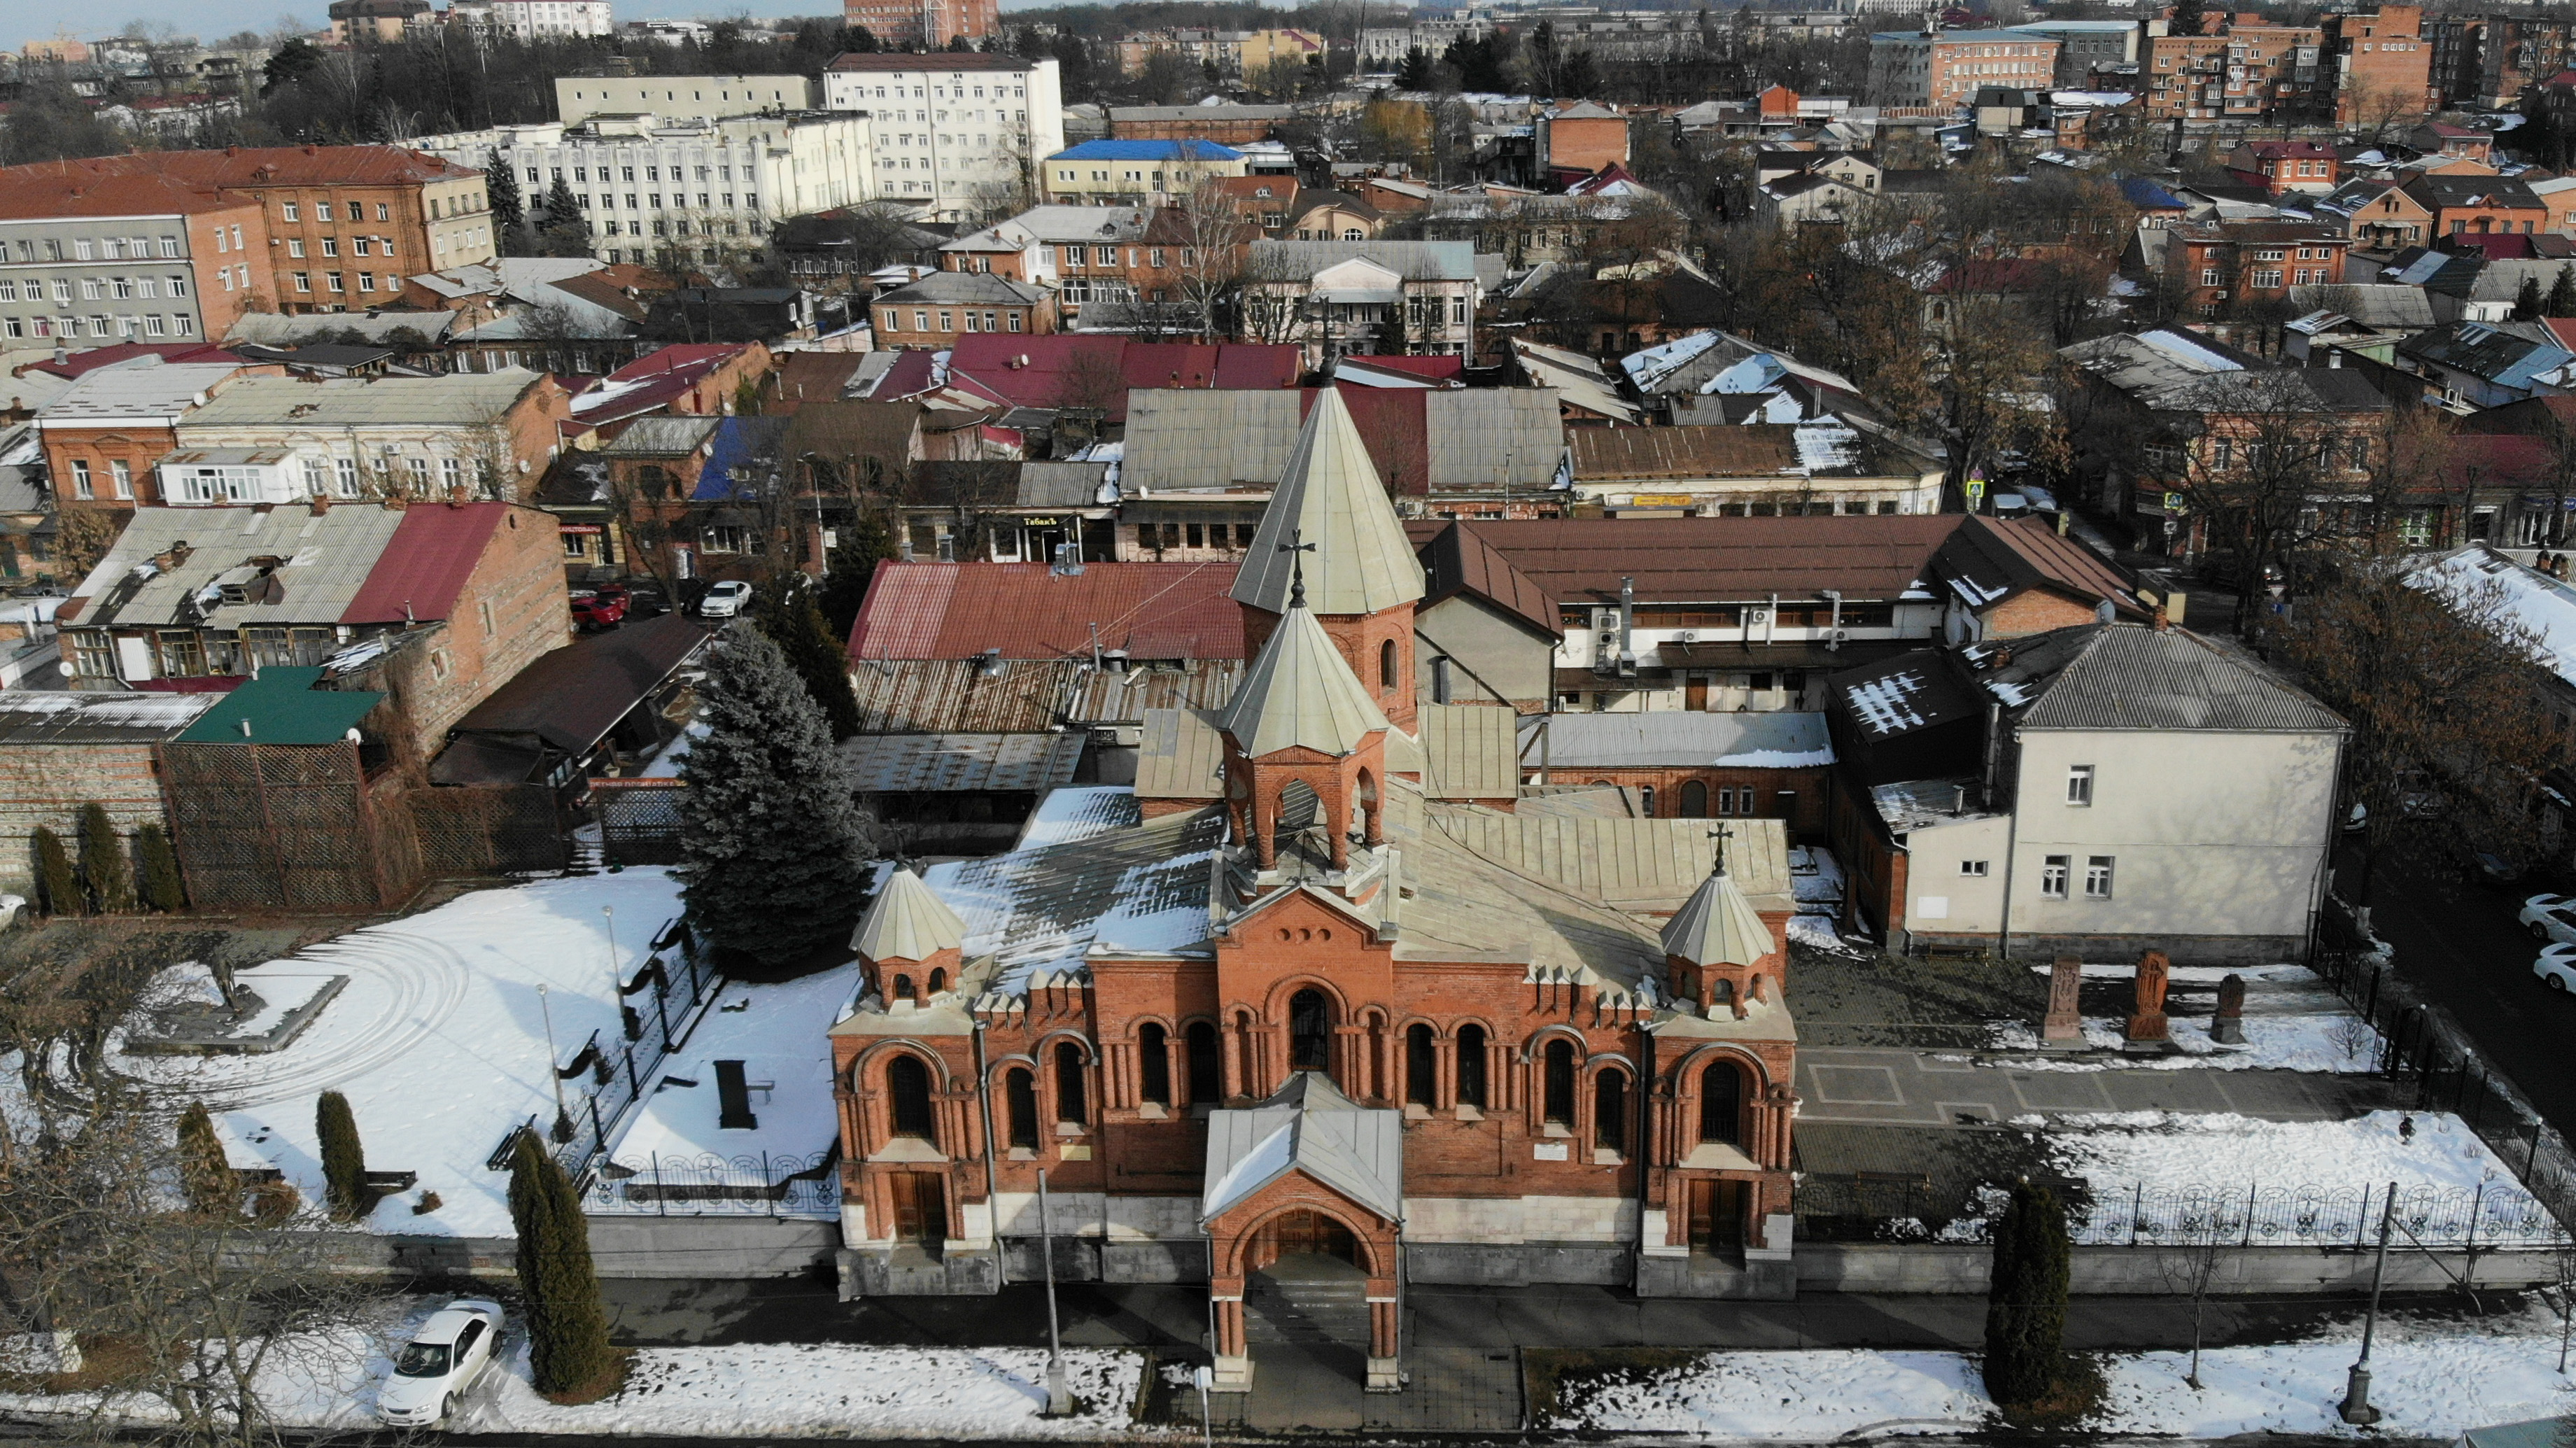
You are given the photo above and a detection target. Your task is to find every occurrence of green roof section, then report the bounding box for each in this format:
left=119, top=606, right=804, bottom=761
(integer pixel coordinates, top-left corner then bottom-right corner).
left=174, top=667, right=384, bottom=745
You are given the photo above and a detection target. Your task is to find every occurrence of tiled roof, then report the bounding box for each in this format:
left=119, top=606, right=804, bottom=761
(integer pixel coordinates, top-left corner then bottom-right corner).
left=340, top=502, right=516, bottom=626
left=0, top=165, right=248, bottom=221
left=1398, top=515, right=1963, bottom=603
left=847, top=560, right=1247, bottom=661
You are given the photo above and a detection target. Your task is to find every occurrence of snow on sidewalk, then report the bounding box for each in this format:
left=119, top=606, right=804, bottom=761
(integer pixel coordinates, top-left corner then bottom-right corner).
left=1554, top=1319, right=2576, bottom=1440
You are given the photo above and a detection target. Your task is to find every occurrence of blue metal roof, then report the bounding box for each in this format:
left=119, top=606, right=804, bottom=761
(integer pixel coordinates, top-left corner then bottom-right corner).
left=691, top=416, right=786, bottom=502
left=2118, top=176, right=2186, bottom=210
left=1049, top=139, right=1244, bottom=162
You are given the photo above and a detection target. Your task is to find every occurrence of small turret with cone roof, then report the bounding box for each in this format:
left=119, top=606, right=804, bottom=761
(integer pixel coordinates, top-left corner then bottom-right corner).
left=1660, top=825, right=1785, bottom=1018
left=1230, top=388, right=1426, bottom=730
left=850, top=867, right=966, bottom=1008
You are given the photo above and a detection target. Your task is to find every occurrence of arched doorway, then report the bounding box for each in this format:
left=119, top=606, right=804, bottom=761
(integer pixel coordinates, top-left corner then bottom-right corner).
left=1258, top=1209, right=1359, bottom=1266
left=1242, top=1204, right=1372, bottom=1376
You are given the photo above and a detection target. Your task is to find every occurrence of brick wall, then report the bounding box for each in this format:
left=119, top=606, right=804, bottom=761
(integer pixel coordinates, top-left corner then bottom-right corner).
left=0, top=741, right=171, bottom=896
left=1532, top=763, right=1829, bottom=838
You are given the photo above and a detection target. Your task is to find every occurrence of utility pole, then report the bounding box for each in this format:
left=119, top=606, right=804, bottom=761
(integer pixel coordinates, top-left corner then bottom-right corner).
left=2339, top=1180, right=2396, bottom=1426
left=536, top=983, right=568, bottom=1125
left=1039, top=1168, right=1071, bottom=1416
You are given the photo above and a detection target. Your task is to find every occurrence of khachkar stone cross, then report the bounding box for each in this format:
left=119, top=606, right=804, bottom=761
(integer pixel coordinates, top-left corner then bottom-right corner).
left=2125, top=948, right=2172, bottom=1043
left=2210, top=972, right=2247, bottom=1045
left=2043, top=955, right=2082, bottom=1043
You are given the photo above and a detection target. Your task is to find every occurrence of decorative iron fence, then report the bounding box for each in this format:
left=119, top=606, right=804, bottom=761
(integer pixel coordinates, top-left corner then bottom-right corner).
left=580, top=1149, right=840, bottom=1218
left=595, top=779, right=687, bottom=866
left=1804, top=1176, right=2564, bottom=1249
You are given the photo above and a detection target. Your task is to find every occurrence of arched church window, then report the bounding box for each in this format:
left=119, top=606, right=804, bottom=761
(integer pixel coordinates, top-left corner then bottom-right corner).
left=894, top=973, right=915, bottom=1001
left=927, top=968, right=946, bottom=994
left=1054, top=1041, right=1088, bottom=1125
left=1456, top=1024, right=1488, bottom=1107
left=887, top=1055, right=936, bottom=1142
left=1290, top=989, right=1332, bottom=1070
left=1186, top=1022, right=1221, bottom=1103
left=1542, top=1039, right=1576, bottom=1125
left=1006, top=1067, right=1039, bottom=1149
left=1405, top=1023, right=1436, bottom=1106
left=1699, top=1060, right=1743, bottom=1145
left=1139, top=1022, right=1171, bottom=1106
left=1379, top=638, right=1398, bottom=689
left=1594, top=1069, right=1627, bottom=1155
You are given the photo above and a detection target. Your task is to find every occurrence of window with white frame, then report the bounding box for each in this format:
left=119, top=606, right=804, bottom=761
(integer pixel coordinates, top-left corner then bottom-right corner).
left=2083, top=855, right=2115, bottom=898
left=2066, top=764, right=2094, bottom=805
left=1960, top=859, right=1990, bottom=876
left=2040, top=855, right=2070, bottom=898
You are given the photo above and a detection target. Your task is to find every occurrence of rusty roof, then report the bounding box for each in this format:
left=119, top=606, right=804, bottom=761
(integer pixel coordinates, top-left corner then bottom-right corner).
left=848, top=560, right=1246, bottom=662
left=1927, top=514, right=2139, bottom=617
left=1400, top=515, right=1963, bottom=605
left=848, top=657, right=1241, bottom=732
left=1417, top=520, right=1557, bottom=638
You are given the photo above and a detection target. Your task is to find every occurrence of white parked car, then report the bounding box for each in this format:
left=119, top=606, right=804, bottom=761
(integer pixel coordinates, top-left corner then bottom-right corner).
left=2538, top=943, right=2576, bottom=993
left=698, top=580, right=754, bottom=619
left=2522, top=893, right=2576, bottom=945
left=377, top=1299, right=504, bottom=1428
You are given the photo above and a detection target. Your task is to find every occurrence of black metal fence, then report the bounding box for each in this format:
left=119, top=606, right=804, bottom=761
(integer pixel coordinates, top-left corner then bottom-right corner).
left=595, top=779, right=687, bottom=866
left=1801, top=1176, right=2562, bottom=1249
left=580, top=1148, right=840, bottom=1218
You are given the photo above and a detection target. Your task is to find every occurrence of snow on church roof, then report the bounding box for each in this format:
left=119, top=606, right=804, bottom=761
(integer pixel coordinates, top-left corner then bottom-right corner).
left=1202, top=1071, right=1403, bottom=1223
left=926, top=808, right=1226, bottom=999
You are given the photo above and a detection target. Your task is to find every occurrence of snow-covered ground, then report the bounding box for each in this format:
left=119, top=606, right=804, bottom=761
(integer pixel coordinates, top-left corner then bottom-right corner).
left=1970, top=963, right=2380, bottom=1072
left=116, top=871, right=693, bottom=1237
left=1553, top=1316, right=2576, bottom=1440
left=0, top=1300, right=1147, bottom=1440
left=2037, top=1109, right=2507, bottom=1195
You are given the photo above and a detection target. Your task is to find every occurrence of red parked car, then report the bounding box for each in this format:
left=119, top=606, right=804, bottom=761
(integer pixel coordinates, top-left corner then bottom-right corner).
left=570, top=585, right=630, bottom=631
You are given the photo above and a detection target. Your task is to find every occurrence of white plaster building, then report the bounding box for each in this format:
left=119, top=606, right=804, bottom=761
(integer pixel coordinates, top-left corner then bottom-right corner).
left=448, top=0, right=614, bottom=38
left=822, top=52, right=1064, bottom=223
left=411, top=112, right=875, bottom=267
left=554, top=73, right=818, bottom=125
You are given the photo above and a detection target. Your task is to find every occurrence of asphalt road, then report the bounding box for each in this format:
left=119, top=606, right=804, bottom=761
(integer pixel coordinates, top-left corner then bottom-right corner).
left=2356, top=859, right=2576, bottom=1137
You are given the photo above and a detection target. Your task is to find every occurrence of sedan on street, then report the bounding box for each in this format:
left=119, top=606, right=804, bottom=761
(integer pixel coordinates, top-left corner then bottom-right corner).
left=377, top=1299, right=504, bottom=1428
left=2521, top=893, right=2576, bottom=944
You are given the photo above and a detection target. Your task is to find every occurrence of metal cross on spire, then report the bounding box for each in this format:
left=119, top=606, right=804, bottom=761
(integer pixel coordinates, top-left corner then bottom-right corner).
left=1279, top=528, right=1319, bottom=610
left=1708, top=824, right=1729, bottom=878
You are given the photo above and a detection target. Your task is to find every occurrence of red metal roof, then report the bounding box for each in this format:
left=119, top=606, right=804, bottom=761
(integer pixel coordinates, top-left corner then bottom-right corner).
left=1342, top=354, right=1463, bottom=381
left=20, top=342, right=243, bottom=378
left=944, top=335, right=1301, bottom=421
left=1309, top=386, right=1431, bottom=497
left=341, top=502, right=510, bottom=626
left=848, top=560, right=1247, bottom=662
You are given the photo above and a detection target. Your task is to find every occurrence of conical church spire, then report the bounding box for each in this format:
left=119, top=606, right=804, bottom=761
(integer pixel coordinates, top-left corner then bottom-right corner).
left=1218, top=536, right=1391, bottom=759
left=1230, top=389, right=1426, bottom=617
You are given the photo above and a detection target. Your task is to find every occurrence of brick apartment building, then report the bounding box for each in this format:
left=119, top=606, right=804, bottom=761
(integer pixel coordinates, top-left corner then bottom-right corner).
left=1868, top=27, right=2063, bottom=108
left=2164, top=222, right=2349, bottom=314
left=31, top=362, right=267, bottom=512
left=844, top=0, right=997, bottom=48
left=2141, top=6, right=2428, bottom=125
left=2429, top=13, right=2571, bottom=110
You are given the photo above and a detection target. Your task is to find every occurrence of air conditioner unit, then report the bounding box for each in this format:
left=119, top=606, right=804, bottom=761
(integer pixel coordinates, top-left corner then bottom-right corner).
left=1749, top=609, right=1771, bottom=626
left=1677, top=629, right=1698, bottom=642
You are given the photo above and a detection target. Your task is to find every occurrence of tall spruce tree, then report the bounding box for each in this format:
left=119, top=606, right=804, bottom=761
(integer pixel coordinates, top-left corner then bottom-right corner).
left=758, top=582, right=862, bottom=741
left=486, top=146, right=526, bottom=242
left=2517, top=274, right=2545, bottom=321
left=134, top=823, right=185, bottom=912
left=816, top=514, right=895, bottom=640
left=1982, top=1181, right=2072, bottom=1407
left=536, top=176, right=593, bottom=258
left=677, top=626, right=871, bottom=965
left=178, top=1101, right=233, bottom=1216
left=32, top=827, right=79, bottom=917
left=316, top=1090, right=368, bottom=1220
left=509, top=1130, right=613, bottom=1393
left=2549, top=264, right=2576, bottom=318
left=77, top=803, right=134, bottom=913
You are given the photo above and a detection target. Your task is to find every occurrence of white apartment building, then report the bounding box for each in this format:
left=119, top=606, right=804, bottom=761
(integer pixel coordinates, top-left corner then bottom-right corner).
left=412, top=112, right=875, bottom=267
left=449, top=0, right=614, bottom=38
left=822, top=52, right=1064, bottom=223
left=555, top=73, right=818, bottom=125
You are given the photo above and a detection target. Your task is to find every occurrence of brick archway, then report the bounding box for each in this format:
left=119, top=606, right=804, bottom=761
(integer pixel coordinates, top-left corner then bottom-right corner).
left=1206, top=1179, right=1401, bottom=1393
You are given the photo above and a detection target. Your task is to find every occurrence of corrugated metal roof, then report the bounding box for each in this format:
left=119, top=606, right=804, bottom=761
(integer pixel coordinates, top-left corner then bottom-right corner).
left=444, top=612, right=715, bottom=752
left=1519, top=711, right=1832, bottom=768
left=1423, top=390, right=1564, bottom=491
left=66, top=502, right=408, bottom=630
left=341, top=502, right=512, bottom=626
left=1398, top=515, right=1963, bottom=604
left=1135, top=706, right=1226, bottom=800
left=1019, top=461, right=1109, bottom=507
left=1418, top=521, right=1556, bottom=638
left=1422, top=806, right=1792, bottom=913
left=848, top=561, right=1245, bottom=661
left=36, top=363, right=246, bottom=421
left=0, top=690, right=218, bottom=744
left=2013, top=624, right=2346, bottom=733
left=1420, top=704, right=1519, bottom=799
left=178, top=372, right=547, bottom=429
left=837, top=731, right=1085, bottom=792
left=1203, top=1072, right=1403, bottom=1223
left=174, top=666, right=381, bottom=745
left=849, top=659, right=1241, bottom=733
left=600, top=416, right=721, bottom=456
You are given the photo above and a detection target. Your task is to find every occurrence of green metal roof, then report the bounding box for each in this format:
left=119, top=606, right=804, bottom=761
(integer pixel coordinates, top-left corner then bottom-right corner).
left=174, top=668, right=384, bottom=745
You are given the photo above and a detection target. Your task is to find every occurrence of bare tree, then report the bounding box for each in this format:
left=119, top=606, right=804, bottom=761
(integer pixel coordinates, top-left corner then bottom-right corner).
left=2173, top=370, right=2372, bottom=633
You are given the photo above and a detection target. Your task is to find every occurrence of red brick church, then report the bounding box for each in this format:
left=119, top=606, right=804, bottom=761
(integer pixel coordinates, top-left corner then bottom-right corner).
left=828, top=392, right=1804, bottom=1391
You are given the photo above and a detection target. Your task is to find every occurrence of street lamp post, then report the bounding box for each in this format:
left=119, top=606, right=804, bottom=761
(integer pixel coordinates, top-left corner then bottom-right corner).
left=536, top=982, right=568, bottom=1129
left=604, top=904, right=636, bottom=1040
left=1039, top=1168, right=1070, bottom=1416
left=2339, top=1180, right=2397, bottom=1426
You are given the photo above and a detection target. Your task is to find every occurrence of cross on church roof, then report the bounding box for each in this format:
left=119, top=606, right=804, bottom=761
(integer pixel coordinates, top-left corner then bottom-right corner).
left=1279, top=528, right=1318, bottom=611
left=1708, top=824, right=1729, bottom=878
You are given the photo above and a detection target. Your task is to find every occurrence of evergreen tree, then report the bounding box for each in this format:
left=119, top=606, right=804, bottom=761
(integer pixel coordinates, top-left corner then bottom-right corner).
left=536, top=176, right=593, bottom=259
left=32, top=827, right=79, bottom=917
left=509, top=1130, right=613, bottom=1393
left=759, top=581, right=863, bottom=741
left=260, top=37, right=326, bottom=96
left=486, top=146, right=526, bottom=239
left=77, top=803, right=134, bottom=913
left=135, top=823, right=187, bottom=912
left=677, top=627, right=871, bottom=965
left=2169, top=0, right=2207, bottom=36
left=1396, top=46, right=1435, bottom=90
left=2517, top=274, right=2545, bottom=321
left=179, top=1101, right=234, bottom=1216
left=817, top=513, right=895, bottom=640
left=2549, top=264, right=2576, bottom=318
left=1982, top=1181, right=2072, bottom=1407
left=316, top=1090, right=368, bottom=1221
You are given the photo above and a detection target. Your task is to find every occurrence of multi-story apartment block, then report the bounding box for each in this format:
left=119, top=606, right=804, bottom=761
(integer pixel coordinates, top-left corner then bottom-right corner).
left=2328, top=6, right=2435, bottom=126
left=0, top=147, right=497, bottom=322
left=1043, top=140, right=1248, bottom=206
left=411, top=112, right=874, bottom=267
left=447, top=0, right=615, bottom=40
left=1113, top=28, right=1250, bottom=75
left=328, top=0, right=430, bottom=43
left=555, top=73, right=816, bottom=125
left=2162, top=221, right=2348, bottom=315
left=2141, top=6, right=2427, bottom=125
left=1867, top=26, right=2063, bottom=107
left=824, top=53, right=1065, bottom=223
left=0, top=171, right=268, bottom=346
left=1999, top=17, right=2144, bottom=87
left=2430, top=15, right=2570, bottom=109
left=1239, top=240, right=1479, bottom=363
left=844, top=0, right=997, bottom=50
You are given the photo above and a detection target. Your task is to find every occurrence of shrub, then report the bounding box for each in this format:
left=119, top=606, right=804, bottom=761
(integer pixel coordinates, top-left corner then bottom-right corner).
left=1983, top=1180, right=2072, bottom=1409
left=316, top=1090, right=367, bottom=1221
left=508, top=1130, right=612, bottom=1393
left=177, top=1102, right=233, bottom=1216
left=32, top=828, right=78, bottom=917
left=76, top=803, right=134, bottom=914
left=250, top=1179, right=301, bottom=1222
left=134, top=824, right=185, bottom=913
left=412, top=1191, right=443, bottom=1215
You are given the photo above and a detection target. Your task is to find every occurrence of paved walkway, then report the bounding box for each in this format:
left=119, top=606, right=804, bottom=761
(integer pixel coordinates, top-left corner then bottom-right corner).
left=1793, top=1047, right=2405, bottom=1127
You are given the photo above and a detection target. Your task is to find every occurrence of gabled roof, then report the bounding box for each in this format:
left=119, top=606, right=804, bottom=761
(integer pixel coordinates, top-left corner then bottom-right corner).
left=1218, top=596, right=1390, bottom=757
left=438, top=612, right=716, bottom=759
left=1230, top=388, right=1426, bottom=617
left=873, top=272, right=1049, bottom=307
left=342, top=502, right=517, bottom=626
left=1831, top=648, right=1981, bottom=740
left=847, top=561, right=1246, bottom=661
left=1660, top=861, right=1776, bottom=968
left=1202, top=1071, right=1402, bottom=1224
left=851, top=868, right=971, bottom=964
left=944, top=335, right=1302, bottom=422
left=2399, top=319, right=2576, bottom=388
left=1398, top=515, right=1963, bottom=604
left=1247, top=238, right=1479, bottom=281
left=1417, top=520, right=1556, bottom=639
left=1997, top=623, right=2346, bottom=733
left=1927, top=514, right=2137, bottom=614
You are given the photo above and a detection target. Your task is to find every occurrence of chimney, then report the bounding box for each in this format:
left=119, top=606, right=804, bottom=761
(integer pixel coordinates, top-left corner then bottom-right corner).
left=446, top=482, right=469, bottom=506
left=2153, top=602, right=2171, bottom=631
left=311, top=491, right=331, bottom=514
